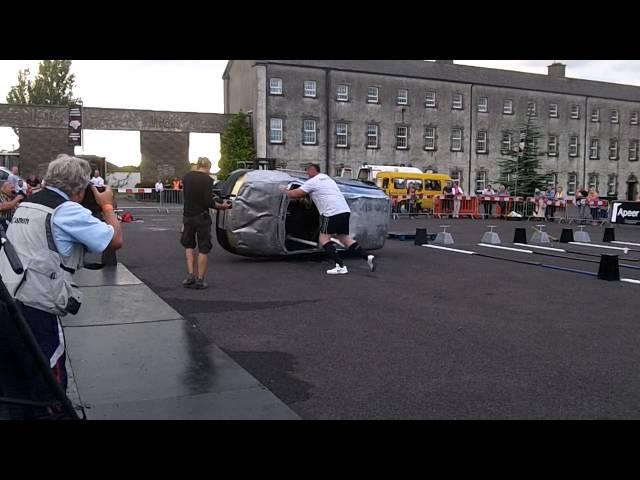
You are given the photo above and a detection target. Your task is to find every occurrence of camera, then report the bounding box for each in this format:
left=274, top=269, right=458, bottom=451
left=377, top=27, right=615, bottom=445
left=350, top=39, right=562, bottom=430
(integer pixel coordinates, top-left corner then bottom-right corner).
left=81, top=184, right=106, bottom=219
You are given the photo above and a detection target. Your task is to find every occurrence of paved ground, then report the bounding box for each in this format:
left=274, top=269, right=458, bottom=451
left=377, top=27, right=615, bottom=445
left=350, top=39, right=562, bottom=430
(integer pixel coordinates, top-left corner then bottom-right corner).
left=114, top=208, right=640, bottom=419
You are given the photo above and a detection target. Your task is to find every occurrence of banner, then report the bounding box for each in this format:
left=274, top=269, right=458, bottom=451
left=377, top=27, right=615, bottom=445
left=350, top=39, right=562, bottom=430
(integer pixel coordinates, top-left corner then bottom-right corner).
left=610, top=201, right=640, bottom=224
left=68, top=104, right=82, bottom=146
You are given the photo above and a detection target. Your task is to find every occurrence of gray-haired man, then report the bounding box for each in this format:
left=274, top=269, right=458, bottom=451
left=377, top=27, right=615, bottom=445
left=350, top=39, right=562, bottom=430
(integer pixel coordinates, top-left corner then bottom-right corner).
left=0, top=154, right=123, bottom=417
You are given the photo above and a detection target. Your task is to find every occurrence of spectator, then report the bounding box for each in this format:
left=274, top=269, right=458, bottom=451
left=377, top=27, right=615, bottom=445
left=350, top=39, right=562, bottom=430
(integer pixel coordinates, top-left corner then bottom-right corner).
left=482, top=184, right=495, bottom=218
left=407, top=184, right=417, bottom=218
left=442, top=180, right=454, bottom=218
left=89, top=169, right=105, bottom=188
left=544, top=186, right=555, bottom=220
left=0, top=155, right=123, bottom=418
left=172, top=177, right=181, bottom=190
left=497, top=184, right=509, bottom=219
left=7, top=166, right=19, bottom=191
left=26, top=174, right=41, bottom=191
left=575, top=185, right=589, bottom=224
left=588, top=186, right=600, bottom=224
left=0, top=181, right=25, bottom=231
left=451, top=181, right=464, bottom=218
left=533, top=189, right=546, bottom=219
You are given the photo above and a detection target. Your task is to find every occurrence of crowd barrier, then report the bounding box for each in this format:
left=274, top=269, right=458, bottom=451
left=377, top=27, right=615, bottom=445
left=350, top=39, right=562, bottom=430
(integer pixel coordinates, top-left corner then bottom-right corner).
left=114, top=188, right=184, bottom=213
left=398, top=194, right=610, bottom=224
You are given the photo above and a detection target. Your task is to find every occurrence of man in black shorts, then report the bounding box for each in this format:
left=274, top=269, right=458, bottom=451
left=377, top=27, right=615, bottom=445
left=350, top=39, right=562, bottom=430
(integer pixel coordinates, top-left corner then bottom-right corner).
left=181, top=157, right=231, bottom=289
left=280, top=163, right=376, bottom=275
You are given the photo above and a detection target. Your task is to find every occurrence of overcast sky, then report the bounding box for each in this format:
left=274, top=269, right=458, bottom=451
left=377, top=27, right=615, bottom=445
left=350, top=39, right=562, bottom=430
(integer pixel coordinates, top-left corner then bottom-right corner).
left=1, top=60, right=639, bottom=169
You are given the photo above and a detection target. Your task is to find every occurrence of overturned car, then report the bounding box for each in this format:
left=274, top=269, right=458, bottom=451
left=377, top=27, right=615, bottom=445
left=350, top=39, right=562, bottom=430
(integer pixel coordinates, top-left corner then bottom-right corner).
left=215, top=169, right=391, bottom=257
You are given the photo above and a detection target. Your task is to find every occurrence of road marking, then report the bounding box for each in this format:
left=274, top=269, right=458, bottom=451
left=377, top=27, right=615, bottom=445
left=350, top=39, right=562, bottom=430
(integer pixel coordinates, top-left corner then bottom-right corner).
left=513, top=243, right=566, bottom=252
left=477, top=243, right=533, bottom=253
left=569, top=242, right=629, bottom=253
left=621, top=278, right=640, bottom=285
left=422, top=245, right=476, bottom=254
left=612, top=241, right=640, bottom=247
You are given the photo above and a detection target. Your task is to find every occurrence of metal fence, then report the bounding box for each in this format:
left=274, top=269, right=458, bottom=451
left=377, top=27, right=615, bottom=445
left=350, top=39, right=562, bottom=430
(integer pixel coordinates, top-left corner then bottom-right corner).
left=114, top=188, right=183, bottom=213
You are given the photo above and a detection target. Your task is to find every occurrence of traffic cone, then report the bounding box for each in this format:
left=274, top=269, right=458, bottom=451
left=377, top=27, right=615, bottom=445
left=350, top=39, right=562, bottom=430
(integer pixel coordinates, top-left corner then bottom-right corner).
left=559, top=228, right=574, bottom=243
left=598, top=254, right=620, bottom=281
left=513, top=228, right=527, bottom=244
left=603, top=227, right=615, bottom=243
left=415, top=228, right=428, bottom=245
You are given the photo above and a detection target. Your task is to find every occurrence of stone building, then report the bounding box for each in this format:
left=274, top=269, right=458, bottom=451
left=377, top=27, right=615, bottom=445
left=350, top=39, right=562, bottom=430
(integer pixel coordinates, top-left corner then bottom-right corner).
left=223, top=60, right=640, bottom=200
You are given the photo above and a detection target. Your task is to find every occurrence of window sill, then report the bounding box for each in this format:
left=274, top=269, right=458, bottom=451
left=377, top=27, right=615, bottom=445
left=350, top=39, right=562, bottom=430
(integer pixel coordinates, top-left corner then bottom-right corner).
left=366, top=146, right=380, bottom=150
left=269, top=93, right=283, bottom=96
left=303, top=96, right=318, bottom=99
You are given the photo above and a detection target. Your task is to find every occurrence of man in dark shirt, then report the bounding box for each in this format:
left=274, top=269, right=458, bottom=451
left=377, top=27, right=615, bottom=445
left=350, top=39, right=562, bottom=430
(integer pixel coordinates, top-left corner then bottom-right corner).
left=181, top=157, right=231, bottom=289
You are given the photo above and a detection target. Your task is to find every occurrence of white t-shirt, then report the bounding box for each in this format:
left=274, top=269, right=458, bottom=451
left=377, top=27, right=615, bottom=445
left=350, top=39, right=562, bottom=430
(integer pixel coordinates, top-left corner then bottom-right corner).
left=90, top=176, right=105, bottom=187
left=299, top=173, right=350, bottom=217
left=155, top=182, right=164, bottom=192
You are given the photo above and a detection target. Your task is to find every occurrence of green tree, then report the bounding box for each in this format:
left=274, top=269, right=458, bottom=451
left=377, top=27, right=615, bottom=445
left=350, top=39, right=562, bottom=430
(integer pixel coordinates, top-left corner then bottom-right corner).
left=6, top=60, right=79, bottom=106
left=496, top=113, right=549, bottom=199
left=218, top=111, right=256, bottom=181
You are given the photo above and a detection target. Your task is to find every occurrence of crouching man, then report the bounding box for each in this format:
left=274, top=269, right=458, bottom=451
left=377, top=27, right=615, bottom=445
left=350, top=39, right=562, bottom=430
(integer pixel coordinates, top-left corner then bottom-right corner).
left=0, top=154, right=123, bottom=415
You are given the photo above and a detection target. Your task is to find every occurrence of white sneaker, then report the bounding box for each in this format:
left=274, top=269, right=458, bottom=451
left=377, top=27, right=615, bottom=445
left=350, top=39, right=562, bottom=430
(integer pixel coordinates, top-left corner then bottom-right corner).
left=326, top=264, right=348, bottom=275
left=367, top=255, right=376, bottom=272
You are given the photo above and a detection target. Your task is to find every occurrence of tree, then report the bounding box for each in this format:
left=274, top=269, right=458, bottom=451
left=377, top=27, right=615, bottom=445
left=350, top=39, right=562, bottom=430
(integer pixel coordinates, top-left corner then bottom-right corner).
left=496, top=113, right=549, bottom=200
left=218, top=111, right=256, bottom=181
left=6, top=60, right=79, bottom=106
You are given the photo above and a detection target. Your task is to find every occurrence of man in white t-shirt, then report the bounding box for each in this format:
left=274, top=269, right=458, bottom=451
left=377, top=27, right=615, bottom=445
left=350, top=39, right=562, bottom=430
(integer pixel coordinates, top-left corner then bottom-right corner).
left=280, top=163, right=376, bottom=275
left=90, top=169, right=105, bottom=188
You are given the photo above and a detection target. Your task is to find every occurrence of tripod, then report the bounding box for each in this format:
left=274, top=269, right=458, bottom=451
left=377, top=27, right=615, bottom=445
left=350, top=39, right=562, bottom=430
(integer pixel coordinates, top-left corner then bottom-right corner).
left=0, top=224, right=80, bottom=420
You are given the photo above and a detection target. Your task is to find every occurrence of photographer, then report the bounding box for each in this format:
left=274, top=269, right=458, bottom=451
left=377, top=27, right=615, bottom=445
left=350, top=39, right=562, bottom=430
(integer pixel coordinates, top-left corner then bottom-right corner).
left=0, top=181, right=25, bottom=231
left=0, top=154, right=123, bottom=410
left=181, top=157, right=230, bottom=290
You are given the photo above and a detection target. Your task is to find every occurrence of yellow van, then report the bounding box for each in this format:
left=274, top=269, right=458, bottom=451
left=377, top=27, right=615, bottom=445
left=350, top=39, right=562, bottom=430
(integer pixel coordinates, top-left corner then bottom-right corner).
left=375, top=172, right=452, bottom=211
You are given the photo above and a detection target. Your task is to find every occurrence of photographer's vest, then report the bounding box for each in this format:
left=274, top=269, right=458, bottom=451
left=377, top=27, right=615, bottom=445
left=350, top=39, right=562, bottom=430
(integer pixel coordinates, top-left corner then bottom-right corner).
left=0, top=188, right=84, bottom=316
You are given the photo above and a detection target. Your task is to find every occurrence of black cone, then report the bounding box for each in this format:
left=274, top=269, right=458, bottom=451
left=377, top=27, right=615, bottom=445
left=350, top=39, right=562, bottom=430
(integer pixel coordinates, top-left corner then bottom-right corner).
left=560, top=228, right=574, bottom=243
left=603, top=227, right=615, bottom=243
left=598, top=254, right=620, bottom=281
left=415, top=228, right=428, bottom=245
left=513, top=228, right=527, bottom=244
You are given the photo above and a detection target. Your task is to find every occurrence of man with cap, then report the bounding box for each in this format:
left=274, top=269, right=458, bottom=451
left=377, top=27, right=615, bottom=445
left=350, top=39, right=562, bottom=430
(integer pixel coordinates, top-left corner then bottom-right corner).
left=280, top=163, right=376, bottom=275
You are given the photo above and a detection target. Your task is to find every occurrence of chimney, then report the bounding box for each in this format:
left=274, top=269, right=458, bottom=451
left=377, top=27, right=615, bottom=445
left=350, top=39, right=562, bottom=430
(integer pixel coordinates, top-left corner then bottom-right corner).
left=548, top=62, right=566, bottom=78
left=436, top=60, right=454, bottom=65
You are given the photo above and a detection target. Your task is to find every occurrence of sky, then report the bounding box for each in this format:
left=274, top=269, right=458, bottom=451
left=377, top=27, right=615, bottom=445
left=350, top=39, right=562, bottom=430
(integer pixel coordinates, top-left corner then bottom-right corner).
left=2, top=60, right=640, bottom=170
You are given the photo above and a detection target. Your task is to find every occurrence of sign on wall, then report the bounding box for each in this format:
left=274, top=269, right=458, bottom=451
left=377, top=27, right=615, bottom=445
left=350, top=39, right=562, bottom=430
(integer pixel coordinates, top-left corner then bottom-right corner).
left=68, top=104, right=82, bottom=146
left=610, top=201, right=640, bottom=224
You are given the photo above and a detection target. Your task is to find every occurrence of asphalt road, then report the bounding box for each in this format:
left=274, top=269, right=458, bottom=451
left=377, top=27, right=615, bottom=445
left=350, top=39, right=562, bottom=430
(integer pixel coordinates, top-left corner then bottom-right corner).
left=114, top=210, right=640, bottom=419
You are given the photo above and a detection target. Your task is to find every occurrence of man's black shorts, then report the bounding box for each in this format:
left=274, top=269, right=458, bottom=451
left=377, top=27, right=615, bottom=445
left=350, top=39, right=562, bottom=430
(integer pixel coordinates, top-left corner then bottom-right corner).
left=320, top=212, right=350, bottom=235
left=181, top=212, right=212, bottom=254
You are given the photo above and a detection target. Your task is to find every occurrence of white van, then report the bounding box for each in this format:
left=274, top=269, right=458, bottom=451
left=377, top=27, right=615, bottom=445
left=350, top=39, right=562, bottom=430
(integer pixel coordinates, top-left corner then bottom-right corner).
left=351, top=165, right=422, bottom=183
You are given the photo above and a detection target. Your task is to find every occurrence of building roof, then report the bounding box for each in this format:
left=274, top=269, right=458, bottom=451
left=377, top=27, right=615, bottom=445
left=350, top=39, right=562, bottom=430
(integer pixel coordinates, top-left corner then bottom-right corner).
left=252, top=60, right=640, bottom=103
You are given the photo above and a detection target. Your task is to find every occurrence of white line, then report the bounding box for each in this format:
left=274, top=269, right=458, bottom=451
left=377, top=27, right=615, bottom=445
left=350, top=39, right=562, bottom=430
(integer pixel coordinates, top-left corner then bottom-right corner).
left=422, top=244, right=476, bottom=255
left=477, top=243, right=533, bottom=253
left=612, top=241, right=640, bottom=247
left=569, top=242, right=629, bottom=253
left=621, top=278, right=640, bottom=285
left=513, top=243, right=566, bottom=252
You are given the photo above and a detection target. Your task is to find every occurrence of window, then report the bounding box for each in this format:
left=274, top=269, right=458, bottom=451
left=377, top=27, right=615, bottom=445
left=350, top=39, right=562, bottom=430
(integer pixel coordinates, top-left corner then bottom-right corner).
left=336, top=84, right=349, bottom=102
left=588, top=173, right=598, bottom=191
left=630, top=139, right=639, bottom=161
left=549, top=103, right=558, bottom=118
left=406, top=179, right=423, bottom=191
left=450, top=169, right=463, bottom=185
left=570, top=104, right=580, bottom=119
left=303, top=119, right=317, bottom=145
left=451, top=128, right=463, bottom=151
left=608, top=174, right=618, bottom=196
left=269, top=118, right=283, bottom=143
left=548, top=135, right=558, bottom=156
left=632, top=111, right=639, bottom=125
left=397, top=89, right=408, bottom=105
left=424, top=126, right=437, bottom=151
left=269, top=78, right=283, bottom=95
left=503, top=99, right=513, bottom=115
left=367, top=124, right=379, bottom=148
left=591, top=108, right=600, bottom=122
left=569, top=136, right=579, bottom=157
left=336, top=122, right=348, bottom=148
left=501, top=131, right=512, bottom=153
left=452, top=93, right=463, bottom=110
left=425, top=91, right=437, bottom=108
left=476, top=130, right=488, bottom=153
left=475, top=170, right=487, bottom=194
left=367, top=86, right=379, bottom=103
left=303, top=80, right=317, bottom=98
left=477, top=97, right=488, bottom=113
left=589, top=138, right=600, bottom=159
left=395, top=126, right=408, bottom=149
left=567, top=173, right=577, bottom=195
left=611, top=110, right=619, bottom=123
left=547, top=173, right=557, bottom=190
left=610, top=138, right=619, bottom=160
left=393, top=178, right=407, bottom=190
left=527, top=101, right=537, bottom=117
